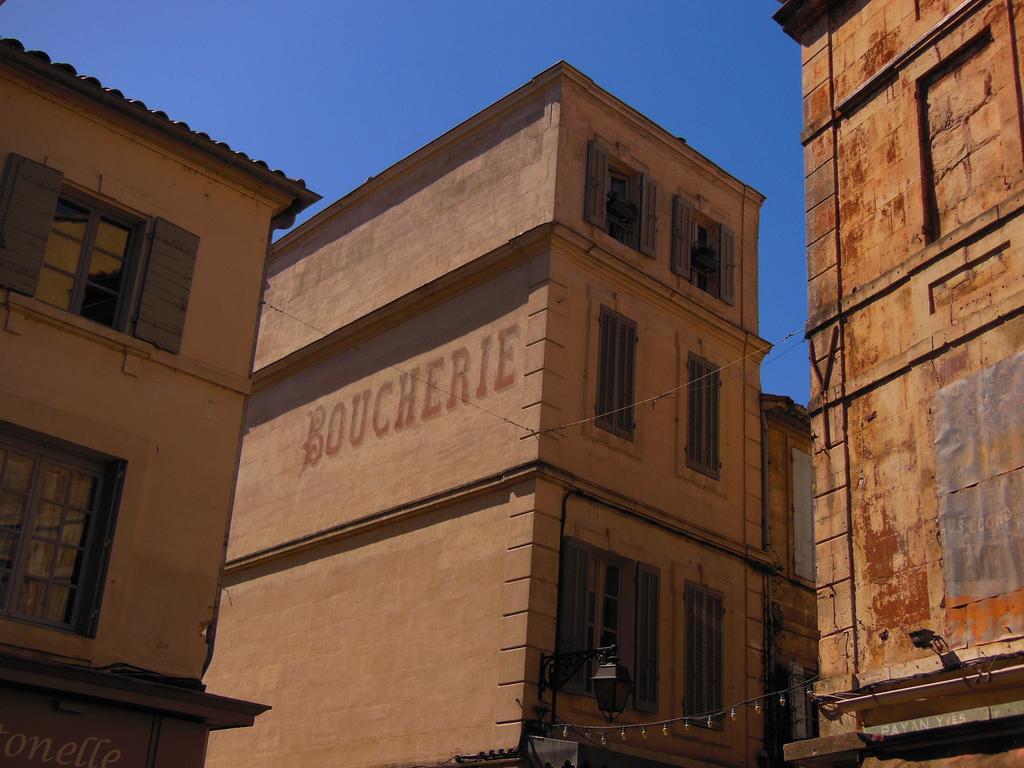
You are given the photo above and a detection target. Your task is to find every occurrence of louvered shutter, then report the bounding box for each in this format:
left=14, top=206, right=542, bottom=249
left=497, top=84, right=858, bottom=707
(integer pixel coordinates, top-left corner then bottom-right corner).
left=639, top=174, right=658, bottom=257
left=708, top=590, right=724, bottom=717
left=720, top=224, right=735, bottom=305
left=559, top=538, right=591, bottom=691
left=685, top=583, right=724, bottom=721
left=596, top=311, right=613, bottom=423
left=585, top=141, right=608, bottom=228
left=671, top=195, right=693, bottom=279
left=684, top=583, right=702, bottom=715
left=135, top=218, right=199, bottom=354
left=0, top=154, right=63, bottom=295
left=618, top=561, right=637, bottom=692
left=620, top=319, right=636, bottom=435
left=709, top=366, right=721, bottom=473
left=635, top=564, right=660, bottom=712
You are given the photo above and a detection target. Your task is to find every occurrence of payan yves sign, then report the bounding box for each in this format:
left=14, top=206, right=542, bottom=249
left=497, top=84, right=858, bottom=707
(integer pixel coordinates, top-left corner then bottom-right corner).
left=301, top=323, right=521, bottom=469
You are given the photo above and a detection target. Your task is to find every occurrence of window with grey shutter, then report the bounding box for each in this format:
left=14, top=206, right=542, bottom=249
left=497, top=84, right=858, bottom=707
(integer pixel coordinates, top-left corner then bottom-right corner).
left=686, top=354, right=720, bottom=478
left=134, top=217, right=199, bottom=354
left=558, top=538, right=591, bottom=692
left=671, top=195, right=693, bottom=279
left=596, top=308, right=637, bottom=439
left=585, top=141, right=609, bottom=228
left=635, top=563, right=660, bottom=712
left=684, top=582, right=723, bottom=725
left=639, top=174, right=658, bottom=258
left=0, top=154, right=63, bottom=296
left=719, top=224, right=735, bottom=305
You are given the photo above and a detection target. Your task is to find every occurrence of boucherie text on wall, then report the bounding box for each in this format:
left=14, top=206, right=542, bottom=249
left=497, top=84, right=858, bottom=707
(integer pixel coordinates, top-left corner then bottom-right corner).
left=301, top=324, right=520, bottom=468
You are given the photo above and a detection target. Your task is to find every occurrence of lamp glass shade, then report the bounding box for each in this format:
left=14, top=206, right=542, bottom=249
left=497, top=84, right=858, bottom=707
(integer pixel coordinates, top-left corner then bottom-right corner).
left=591, top=660, right=632, bottom=721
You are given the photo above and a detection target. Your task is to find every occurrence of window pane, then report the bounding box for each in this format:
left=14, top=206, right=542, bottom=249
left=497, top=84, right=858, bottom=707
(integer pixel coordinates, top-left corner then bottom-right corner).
left=52, top=198, right=89, bottom=240
left=95, top=219, right=131, bottom=256
left=36, top=267, right=74, bottom=311
left=42, top=232, right=83, bottom=274
left=54, top=546, right=82, bottom=582
left=69, top=474, right=98, bottom=510
left=88, top=249, right=124, bottom=282
left=0, top=491, right=27, bottom=529
left=15, top=578, right=47, bottom=617
left=3, top=452, right=35, bottom=494
left=61, top=510, right=88, bottom=547
left=41, top=464, right=70, bottom=503
left=25, top=541, right=56, bottom=577
left=44, top=584, right=73, bottom=624
left=80, top=284, right=119, bottom=327
left=0, top=532, right=18, bottom=569
left=34, top=502, right=64, bottom=540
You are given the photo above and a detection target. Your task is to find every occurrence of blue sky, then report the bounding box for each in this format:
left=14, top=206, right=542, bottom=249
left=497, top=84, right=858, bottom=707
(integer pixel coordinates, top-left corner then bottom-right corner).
left=2, top=0, right=809, bottom=402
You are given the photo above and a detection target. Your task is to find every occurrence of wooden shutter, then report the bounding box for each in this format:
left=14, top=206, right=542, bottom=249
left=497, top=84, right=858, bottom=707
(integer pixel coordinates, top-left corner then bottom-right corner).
left=671, top=195, right=693, bottom=279
left=596, top=310, right=614, bottom=425
left=639, top=174, right=658, bottom=257
left=0, top=154, right=63, bottom=296
left=709, top=366, right=720, bottom=473
left=719, top=224, right=735, bottom=305
left=585, top=141, right=608, bottom=228
left=135, top=218, right=199, bottom=354
left=559, top=538, right=591, bottom=691
left=635, top=563, right=660, bottom=712
left=619, top=319, right=636, bottom=435
left=685, top=583, right=723, bottom=721
left=597, top=309, right=637, bottom=438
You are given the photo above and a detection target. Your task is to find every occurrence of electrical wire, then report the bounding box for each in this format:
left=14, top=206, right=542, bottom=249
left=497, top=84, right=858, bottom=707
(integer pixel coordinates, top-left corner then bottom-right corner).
left=261, top=299, right=806, bottom=441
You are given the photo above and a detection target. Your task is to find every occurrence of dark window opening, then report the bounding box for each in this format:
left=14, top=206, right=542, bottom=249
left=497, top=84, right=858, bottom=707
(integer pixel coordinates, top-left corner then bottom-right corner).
left=37, top=194, right=139, bottom=331
left=558, top=538, right=660, bottom=711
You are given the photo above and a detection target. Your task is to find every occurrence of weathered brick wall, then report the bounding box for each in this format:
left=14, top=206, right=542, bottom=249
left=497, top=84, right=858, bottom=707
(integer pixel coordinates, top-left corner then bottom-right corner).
left=788, top=0, right=1024, bottom=735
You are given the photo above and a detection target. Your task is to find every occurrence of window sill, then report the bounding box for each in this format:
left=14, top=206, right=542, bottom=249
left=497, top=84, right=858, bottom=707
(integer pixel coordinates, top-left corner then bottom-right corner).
left=2, top=290, right=250, bottom=395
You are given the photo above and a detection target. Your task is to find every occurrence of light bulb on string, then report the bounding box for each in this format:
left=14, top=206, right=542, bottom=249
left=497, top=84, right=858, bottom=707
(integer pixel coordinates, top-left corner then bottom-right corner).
left=754, top=700, right=761, bottom=713
left=600, top=731, right=607, bottom=746
left=730, top=707, right=737, bottom=721
left=662, top=723, right=668, bottom=736
left=779, top=693, right=787, bottom=707
left=707, top=716, right=713, bottom=728
left=641, top=727, right=647, bottom=739
left=684, top=719, right=689, bottom=730
left=620, top=727, right=626, bottom=741
left=562, top=725, right=568, bottom=737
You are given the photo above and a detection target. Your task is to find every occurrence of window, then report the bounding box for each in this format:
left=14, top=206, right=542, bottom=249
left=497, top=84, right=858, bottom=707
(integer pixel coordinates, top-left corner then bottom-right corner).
left=670, top=195, right=736, bottom=305
left=684, top=582, right=723, bottom=725
left=585, top=141, right=658, bottom=257
left=36, top=195, right=139, bottom=329
left=0, top=153, right=200, bottom=353
left=0, top=424, right=121, bottom=633
left=686, top=353, right=720, bottom=478
left=596, top=308, right=637, bottom=439
left=558, top=538, right=660, bottom=711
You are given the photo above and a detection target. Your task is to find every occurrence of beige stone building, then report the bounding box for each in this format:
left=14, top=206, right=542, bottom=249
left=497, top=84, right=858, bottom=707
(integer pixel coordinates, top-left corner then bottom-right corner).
left=775, top=0, right=1024, bottom=764
left=205, top=62, right=816, bottom=768
left=0, top=37, right=317, bottom=765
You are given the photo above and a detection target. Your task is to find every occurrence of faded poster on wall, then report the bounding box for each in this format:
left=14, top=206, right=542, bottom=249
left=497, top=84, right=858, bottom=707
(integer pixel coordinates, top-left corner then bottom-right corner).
left=934, top=351, right=1024, bottom=602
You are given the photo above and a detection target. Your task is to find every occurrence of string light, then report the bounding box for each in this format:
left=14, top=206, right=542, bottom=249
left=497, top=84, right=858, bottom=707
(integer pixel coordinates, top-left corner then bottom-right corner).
left=555, top=675, right=820, bottom=737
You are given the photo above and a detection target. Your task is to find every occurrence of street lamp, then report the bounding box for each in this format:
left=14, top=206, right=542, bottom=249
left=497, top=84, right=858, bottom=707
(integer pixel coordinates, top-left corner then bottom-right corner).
left=538, top=644, right=633, bottom=725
